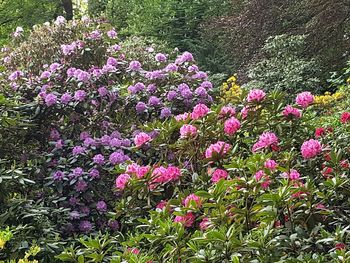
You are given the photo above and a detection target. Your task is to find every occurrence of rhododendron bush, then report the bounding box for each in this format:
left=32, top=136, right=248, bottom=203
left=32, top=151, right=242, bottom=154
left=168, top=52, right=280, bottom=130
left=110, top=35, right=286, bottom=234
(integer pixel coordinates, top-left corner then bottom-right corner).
left=1, top=17, right=350, bottom=262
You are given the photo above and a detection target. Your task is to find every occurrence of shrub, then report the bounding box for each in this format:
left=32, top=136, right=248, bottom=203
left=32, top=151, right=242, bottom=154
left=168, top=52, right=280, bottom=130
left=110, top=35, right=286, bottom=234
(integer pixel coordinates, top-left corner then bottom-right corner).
left=245, top=34, right=321, bottom=94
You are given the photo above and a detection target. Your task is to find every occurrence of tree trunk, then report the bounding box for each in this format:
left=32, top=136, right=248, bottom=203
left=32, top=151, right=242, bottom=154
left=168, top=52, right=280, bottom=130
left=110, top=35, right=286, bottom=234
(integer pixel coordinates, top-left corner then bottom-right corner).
left=62, top=0, right=73, bottom=20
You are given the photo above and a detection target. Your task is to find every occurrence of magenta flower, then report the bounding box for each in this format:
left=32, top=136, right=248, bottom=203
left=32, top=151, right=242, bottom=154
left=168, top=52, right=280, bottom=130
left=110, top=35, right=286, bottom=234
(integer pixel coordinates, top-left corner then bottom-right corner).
left=211, top=169, right=228, bottom=183
left=205, top=141, right=231, bottom=159
left=264, top=159, right=277, bottom=170
left=224, top=117, right=241, bottom=135
left=255, top=170, right=266, bottom=181
left=289, top=169, right=301, bottom=180
left=115, top=173, right=131, bottom=190
left=134, top=132, right=152, bottom=147
left=301, top=139, right=322, bottom=159
left=174, top=212, right=195, bottom=227
left=180, top=124, right=198, bottom=138
left=296, top=92, right=314, bottom=108
left=252, top=132, right=279, bottom=152
left=247, top=89, right=266, bottom=102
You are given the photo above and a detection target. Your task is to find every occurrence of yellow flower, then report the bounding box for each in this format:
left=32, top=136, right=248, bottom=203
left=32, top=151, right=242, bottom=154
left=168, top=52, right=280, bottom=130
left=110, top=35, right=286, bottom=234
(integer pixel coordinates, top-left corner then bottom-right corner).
left=0, top=238, right=6, bottom=249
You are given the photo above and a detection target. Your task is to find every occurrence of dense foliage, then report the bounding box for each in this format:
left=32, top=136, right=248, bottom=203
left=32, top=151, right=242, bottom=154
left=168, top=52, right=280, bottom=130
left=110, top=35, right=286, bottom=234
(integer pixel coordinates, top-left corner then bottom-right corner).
left=0, top=12, right=350, bottom=263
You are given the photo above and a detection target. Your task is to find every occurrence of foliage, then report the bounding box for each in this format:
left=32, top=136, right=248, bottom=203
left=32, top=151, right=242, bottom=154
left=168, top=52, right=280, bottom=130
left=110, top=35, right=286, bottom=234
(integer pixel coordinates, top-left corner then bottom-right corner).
left=245, top=34, right=322, bottom=94
left=1, top=15, right=350, bottom=263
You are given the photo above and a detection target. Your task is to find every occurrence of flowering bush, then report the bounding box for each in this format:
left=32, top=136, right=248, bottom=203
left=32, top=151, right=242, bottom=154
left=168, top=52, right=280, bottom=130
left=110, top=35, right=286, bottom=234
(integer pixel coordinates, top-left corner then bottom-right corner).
left=1, top=17, right=350, bottom=263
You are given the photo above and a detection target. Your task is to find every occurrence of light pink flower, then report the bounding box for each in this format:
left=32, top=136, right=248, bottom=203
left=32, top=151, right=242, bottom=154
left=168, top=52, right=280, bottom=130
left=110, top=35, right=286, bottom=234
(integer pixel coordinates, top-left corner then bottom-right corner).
left=224, top=117, right=241, bottom=135
left=175, top=112, right=190, bottom=122
left=296, top=92, right=314, bottom=108
left=199, top=217, right=211, bottom=230
left=115, top=173, right=131, bottom=190
left=191, top=104, right=210, bottom=120
left=134, top=132, right=152, bottom=147
left=301, top=139, right=322, bottom=159
left=219, top=106, right=236, bottom=118
left=247, top=89, right=266, bottom=102
left=180, top=124, right=198, bottom=138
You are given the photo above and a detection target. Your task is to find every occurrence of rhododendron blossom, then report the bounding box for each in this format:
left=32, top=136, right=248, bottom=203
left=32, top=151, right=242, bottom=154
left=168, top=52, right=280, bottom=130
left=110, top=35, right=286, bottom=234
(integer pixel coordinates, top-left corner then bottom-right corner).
left=175, top=112, right=189, bottom=122
left=264, top=159, right=277, bottom=170
left=191, top=103, right=210, bottom=120
left=301, top=139, right=322, bottom=159
left=183, top=194, right=202, bottom=208
left=174, top=212, right=195, bottom=227
left=180, top=124, right=198, bottom=138
left=340, top=112, right=350, bottom=124
left=252, top=132, right=279, bottom=152
left=296, top=92, right=314, bottom=108
left=134, top=132, right=152, bottom=147
left=247, top=89, right=266, bottom=102
left=219, top=106, right=236, bottom=118
left=224, top=117, right=241, bottom=135
left=115, top=173, right=131, bottom=190
left=211, top=169, right=228, bottom=183
left=199, top=217, right=211, bottom=230
left=282, top=105, right=302, bottom=118
left=205, top=141, right=231, bottom=159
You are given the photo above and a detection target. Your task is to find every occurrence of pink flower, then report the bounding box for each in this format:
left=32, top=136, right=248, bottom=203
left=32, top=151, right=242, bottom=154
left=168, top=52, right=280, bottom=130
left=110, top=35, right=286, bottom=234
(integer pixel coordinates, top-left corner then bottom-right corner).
left=224, top=117, right=241, bottom=135
left=136, top=166, right=150, bottom=179
left=340, top=112, right=350, bottom=124
left=115, top=173, right=131, bottom=190
left=301, top=139, right=322, bottom=159
left=219, top=106, right=236, bottom=118
left=255, top=170, right=265, bottom=181
left=205, top=141, right=231, bottom=159
left=199, top=217, right=211, bottom=230
left=191, top=104, right=210, bottom=120
left=289, top=169, right=301, bottom=180
left=156, top=200, right=168, bottom=210
left=180, top=124, right=198, bottom=138
left=264, top=159, right=277, bottom=170
left=150, top=166, right=182, bottom=186
left=126, top=163, right=139, bottom=174
left=128, top=248, right=140, bottom=255
left=134, top=132, right=152, bottom=147
left=174, top=212, right=195, bottom=227
left=241, top=106, right=249, bottom=119
left=252, top=132, right=279, bottom=152
left=175, top=112, right=190, bottom=122
left=247, top=89, right=266, bottom=102
left=296, top=92, right=314, bottom=108
left=211, top=169, right=228, bottom=183
left=183, top=194, right=202, bottom=208
left=282, top=105, right=302, bottom=118
left=261, top=178, right=271, bottom=189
